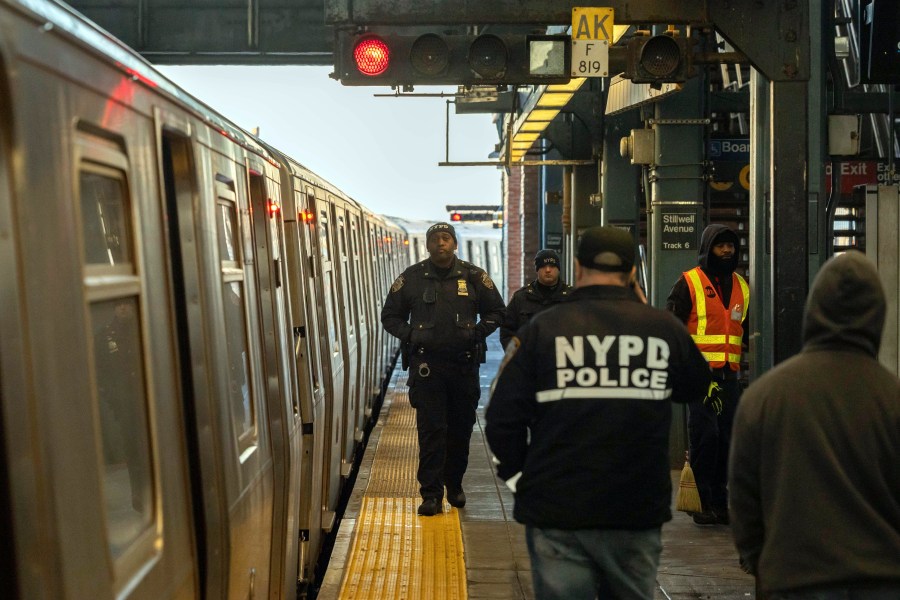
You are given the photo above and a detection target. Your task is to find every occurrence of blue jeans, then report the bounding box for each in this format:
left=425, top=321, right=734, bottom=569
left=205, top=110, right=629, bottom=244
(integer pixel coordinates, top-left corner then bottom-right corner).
left=769, top=584, right=900, bottom=600
left=525, top=525, right=662, bottom=600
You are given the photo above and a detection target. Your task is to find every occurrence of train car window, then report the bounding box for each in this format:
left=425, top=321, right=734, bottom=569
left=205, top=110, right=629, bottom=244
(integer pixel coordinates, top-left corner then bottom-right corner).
left=319, top=210, right=331, bottom=261
left=483, top=241, right=492, bottom=275
left=81, top=171, right=133, bottom=267
left=78, top=160, right=155, bottom=562
left=216, top=186, right=257, bottom=454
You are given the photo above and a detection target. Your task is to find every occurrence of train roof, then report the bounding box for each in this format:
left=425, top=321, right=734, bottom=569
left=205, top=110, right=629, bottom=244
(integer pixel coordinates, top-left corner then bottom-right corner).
left=385, top=217, right=502, bottom=240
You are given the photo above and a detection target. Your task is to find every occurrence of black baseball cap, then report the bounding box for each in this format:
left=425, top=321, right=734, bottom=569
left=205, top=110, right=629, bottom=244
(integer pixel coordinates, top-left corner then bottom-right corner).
left=576, top=226, right=635, bottom=273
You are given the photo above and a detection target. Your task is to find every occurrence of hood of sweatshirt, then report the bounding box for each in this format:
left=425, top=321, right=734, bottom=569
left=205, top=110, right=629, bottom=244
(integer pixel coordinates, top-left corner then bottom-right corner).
left=697, top=224, right=739, bottom=274
left=802, top=250, right=886, bottom=357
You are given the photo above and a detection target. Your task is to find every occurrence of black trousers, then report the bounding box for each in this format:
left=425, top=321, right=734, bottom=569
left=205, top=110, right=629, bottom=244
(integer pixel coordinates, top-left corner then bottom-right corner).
left=688, top=376, right=741, bottom=512
left=407, top=358, right=481, bottom=500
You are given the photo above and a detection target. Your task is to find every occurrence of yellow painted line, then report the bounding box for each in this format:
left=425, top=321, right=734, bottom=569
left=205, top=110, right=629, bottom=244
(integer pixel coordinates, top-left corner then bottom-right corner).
left=338, top=376, right=467, bottom=600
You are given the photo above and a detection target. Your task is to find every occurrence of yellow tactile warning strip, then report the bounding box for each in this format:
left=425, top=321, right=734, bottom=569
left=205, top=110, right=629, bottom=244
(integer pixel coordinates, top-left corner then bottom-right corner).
left=338, top=374, right=467, bottom=600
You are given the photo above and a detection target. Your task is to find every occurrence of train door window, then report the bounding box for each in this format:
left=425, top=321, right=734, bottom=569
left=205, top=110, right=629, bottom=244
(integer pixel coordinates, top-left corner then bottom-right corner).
left=338, top=212, right=356, bottom=340
left=350, top=220, right=365, bottom=331
left=215, top=180, right=257, bottom=455
left=319, top=208, right=331, bottom=261
left=78, top=142, right=156, bottom=565
left=317, top=208, right=339, bottom=352
left=483, top=241, right=491, bottom=276
left=302, top=189, right=323, bottom=391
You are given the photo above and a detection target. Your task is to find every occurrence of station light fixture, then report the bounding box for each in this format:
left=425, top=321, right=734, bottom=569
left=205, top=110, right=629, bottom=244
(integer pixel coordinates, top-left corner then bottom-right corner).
left=335, top=30, right=572, bottom=87
left=503, top=24, right=630, bottom=163
left=624, top=33, right=694, bottom=84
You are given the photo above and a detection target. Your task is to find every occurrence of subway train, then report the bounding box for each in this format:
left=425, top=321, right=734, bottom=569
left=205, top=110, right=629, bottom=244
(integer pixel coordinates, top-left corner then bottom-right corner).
left=0, top=0, right=432, bottom=597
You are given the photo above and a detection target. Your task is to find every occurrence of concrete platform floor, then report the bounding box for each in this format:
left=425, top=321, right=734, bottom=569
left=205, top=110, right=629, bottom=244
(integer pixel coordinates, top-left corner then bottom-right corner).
left=318, top=335, right=756, bottom=599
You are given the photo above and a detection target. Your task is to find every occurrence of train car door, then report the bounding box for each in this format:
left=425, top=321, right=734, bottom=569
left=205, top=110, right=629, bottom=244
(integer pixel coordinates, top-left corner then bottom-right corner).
left=347, top=207, right=370, bottom=450
left=315, top=195, right=345, bottom=528
left=353, top=215, right=376, bottom=417
left=288, top=184, right=327, bottom=584
left=157, top=122, right=230, bottom=598
left=331, top=202, right=361, bottom=477
left=246, top=163, right=300, bottom=599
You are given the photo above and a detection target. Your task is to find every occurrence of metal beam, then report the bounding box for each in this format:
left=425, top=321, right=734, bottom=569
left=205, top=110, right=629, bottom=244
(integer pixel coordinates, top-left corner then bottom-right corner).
left=325, top=0, right=709, bottom=26
left=708, top=0, right=809, bottom=82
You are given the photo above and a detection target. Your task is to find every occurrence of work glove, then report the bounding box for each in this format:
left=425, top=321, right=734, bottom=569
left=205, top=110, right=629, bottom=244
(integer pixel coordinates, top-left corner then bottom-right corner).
left=703, top=380, right=725, bottom=416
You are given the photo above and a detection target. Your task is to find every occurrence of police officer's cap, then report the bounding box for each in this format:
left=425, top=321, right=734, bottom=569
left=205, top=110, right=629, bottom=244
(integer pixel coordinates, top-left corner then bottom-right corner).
left=534, top=249, right=561, bottom=271
left=577, top=226, right=635, bottom=273
left=426, top=222, right=457, bottom=244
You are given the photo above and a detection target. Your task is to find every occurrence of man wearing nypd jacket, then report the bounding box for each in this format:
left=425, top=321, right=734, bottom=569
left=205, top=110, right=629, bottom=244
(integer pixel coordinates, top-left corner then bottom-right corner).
left=485, top=226, right=710, bottom=600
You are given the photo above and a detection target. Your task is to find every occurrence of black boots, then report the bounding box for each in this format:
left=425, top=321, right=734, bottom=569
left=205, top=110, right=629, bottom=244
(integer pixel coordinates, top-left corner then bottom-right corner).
left=417, top=497, right=443, bottom=516
left=446, top=487, right=466, bottom=508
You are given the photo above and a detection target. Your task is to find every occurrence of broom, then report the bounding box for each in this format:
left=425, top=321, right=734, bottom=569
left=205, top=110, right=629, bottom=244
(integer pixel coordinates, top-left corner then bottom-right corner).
left=675, top=451, right=703, bottom=514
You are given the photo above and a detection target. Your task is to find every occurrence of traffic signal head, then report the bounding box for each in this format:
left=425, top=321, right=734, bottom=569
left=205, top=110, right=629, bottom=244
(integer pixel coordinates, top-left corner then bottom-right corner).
left=335, top=30, right=571, bottom=87
left=624, top=34, right=694, bottom=84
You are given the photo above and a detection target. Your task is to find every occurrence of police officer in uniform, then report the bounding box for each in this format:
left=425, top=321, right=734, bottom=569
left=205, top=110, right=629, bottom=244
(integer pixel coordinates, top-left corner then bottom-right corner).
left=486, top=226, right=709, bottom=599
left=499, top=249, right=572, bottom=349
left=382, top=222, right=505, bottom=516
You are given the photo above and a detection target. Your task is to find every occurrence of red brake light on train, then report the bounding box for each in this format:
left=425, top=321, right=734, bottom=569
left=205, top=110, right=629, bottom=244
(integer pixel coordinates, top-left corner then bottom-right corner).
left=450, top=212, right=462, bottom=222
left=353, top=36, right=390, bottom=76
left=267, top=200, right=280, bottom=216
left=300, top=209, right=314, bottom=223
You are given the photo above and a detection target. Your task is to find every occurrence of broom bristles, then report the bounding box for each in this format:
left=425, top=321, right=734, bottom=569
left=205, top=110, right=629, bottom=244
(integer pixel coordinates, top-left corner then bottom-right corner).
left=676, top=461, right=703, bottom=513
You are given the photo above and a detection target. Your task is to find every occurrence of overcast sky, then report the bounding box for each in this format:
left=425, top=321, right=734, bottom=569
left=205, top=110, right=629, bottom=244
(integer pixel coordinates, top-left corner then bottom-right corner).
left=159, top=65, right=503, bottom=222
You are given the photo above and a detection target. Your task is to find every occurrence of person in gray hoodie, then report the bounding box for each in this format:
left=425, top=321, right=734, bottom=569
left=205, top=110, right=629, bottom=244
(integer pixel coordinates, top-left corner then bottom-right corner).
left=729, top=250, right=900, bottom=599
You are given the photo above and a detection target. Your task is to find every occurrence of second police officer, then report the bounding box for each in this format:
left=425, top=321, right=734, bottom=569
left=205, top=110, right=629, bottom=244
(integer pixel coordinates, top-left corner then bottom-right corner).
left=499, top=249, right=573, bottom=349
left=381, top=222, right=506, bottom=516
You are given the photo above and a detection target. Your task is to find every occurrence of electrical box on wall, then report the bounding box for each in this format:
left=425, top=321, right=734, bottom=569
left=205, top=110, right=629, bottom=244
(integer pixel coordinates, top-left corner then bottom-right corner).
left=827, top=115, right=861, bottom=156
left=619, top=129, right=655, bottom=165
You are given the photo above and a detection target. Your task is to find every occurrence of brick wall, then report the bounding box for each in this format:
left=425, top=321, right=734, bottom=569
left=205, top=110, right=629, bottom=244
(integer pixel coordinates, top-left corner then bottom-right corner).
left=504, top=167, right=523, bottom=298
left=503, top=165, right=541, bottom=299
left=522, top=167, right=541, bottom=273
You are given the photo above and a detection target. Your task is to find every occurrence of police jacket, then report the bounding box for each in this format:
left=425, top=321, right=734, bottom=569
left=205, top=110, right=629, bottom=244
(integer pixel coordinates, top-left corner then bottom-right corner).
left=499, top=279, right=572, bottom=349
left=381, top=256, right=505, bottom=363
left=485, top=285, right=710, bottom=530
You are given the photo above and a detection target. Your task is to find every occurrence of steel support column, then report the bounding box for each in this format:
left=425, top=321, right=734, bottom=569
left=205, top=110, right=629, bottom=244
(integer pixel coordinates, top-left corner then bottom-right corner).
left=770, top=81, right=809, bottom=363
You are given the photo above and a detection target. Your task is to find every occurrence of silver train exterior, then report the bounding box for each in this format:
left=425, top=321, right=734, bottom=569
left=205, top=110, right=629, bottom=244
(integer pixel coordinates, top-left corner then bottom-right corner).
left=0, top=0, right=410, bottom=597
left=388, top=217, right=506, bottom=296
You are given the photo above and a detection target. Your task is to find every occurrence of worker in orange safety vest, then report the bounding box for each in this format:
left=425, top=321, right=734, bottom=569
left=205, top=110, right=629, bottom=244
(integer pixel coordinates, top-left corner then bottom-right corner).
left=666, top=224, right=749, bottom=527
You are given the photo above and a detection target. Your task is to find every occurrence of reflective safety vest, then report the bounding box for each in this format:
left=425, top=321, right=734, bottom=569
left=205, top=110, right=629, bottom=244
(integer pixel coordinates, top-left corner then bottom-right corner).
left=684, top=267, right=749, bottom=370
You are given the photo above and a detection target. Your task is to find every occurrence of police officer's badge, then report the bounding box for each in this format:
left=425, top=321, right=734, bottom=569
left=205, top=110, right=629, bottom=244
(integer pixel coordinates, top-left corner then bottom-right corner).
left=480, top=272, right=494, bottom=290
left=391, top=275, right=405, bottom=293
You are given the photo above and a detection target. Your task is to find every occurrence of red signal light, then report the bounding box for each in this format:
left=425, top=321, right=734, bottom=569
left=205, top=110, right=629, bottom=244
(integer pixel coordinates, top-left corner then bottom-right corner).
left=450, top=212, right=462, bottom=222
left=354, top=36, right=390, bottom=76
